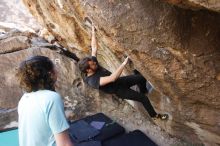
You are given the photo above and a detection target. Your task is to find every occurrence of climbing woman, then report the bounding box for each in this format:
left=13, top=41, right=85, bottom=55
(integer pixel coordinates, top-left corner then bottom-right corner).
left=78, top=23, right=168, bottom=121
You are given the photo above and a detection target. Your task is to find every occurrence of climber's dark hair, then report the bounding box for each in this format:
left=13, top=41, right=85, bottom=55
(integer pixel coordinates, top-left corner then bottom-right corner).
left=16, top=55, right=56, bottom=92
left=78, top=57, right=92, bottom=73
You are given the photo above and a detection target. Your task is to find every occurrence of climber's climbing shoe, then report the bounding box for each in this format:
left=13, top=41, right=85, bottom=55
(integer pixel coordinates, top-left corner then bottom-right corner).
left=146, top=81, right=153, bottom=94
left=153, top=114, right=169, bottom=121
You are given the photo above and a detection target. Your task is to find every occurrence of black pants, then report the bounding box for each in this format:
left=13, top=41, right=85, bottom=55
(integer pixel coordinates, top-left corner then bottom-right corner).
left=114, top=75, right=157, bottom=117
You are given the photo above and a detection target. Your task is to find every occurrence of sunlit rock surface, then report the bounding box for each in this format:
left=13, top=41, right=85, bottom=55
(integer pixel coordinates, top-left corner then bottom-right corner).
left=0, top=0, right=40, bottom=31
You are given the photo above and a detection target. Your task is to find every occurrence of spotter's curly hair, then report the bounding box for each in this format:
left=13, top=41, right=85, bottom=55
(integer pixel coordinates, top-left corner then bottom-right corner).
left=17, top=56, right=56, bottom=92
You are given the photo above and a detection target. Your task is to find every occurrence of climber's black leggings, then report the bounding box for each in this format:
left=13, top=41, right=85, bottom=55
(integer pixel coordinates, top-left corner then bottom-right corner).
left=113, top=75, right=157, bottom=117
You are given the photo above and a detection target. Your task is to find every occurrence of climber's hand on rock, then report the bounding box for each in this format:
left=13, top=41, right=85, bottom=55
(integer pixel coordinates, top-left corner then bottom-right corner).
left=92, top=24, right=95, bottom=34
left=122, top=57, right=129, bottom=66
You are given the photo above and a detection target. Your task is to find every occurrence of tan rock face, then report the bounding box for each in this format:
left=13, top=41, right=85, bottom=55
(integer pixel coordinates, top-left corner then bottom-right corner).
left=0, top=0, right=40, bottom=31
left=163, top=0, right=220, bottom=12
left=16, top=0, right=220, bottom=145
left=0, top=36, right=30, bottom=54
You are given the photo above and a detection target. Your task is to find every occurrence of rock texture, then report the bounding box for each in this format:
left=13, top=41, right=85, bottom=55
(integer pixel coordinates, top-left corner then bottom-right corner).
left=0, top=0, right=40, bottom=31
left=163, top=0, right=220, bottom=12
left=21, top=0, right=220, bottom=145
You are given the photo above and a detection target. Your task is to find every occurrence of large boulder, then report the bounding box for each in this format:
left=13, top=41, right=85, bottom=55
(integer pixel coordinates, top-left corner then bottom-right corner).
left=22, top=0, right=220, bottom=145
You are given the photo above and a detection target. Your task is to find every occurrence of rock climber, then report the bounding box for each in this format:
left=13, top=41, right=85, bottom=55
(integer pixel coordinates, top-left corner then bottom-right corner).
left=78, top=23, right=168, bottom=121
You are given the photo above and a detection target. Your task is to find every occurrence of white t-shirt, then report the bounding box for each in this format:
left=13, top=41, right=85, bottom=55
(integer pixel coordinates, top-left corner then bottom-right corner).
left=18, top=90, right=70, bottom=146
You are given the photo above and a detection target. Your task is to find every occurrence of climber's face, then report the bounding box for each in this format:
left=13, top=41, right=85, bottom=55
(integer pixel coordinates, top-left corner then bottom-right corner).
left=87, top=60, right=98, bottom=73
